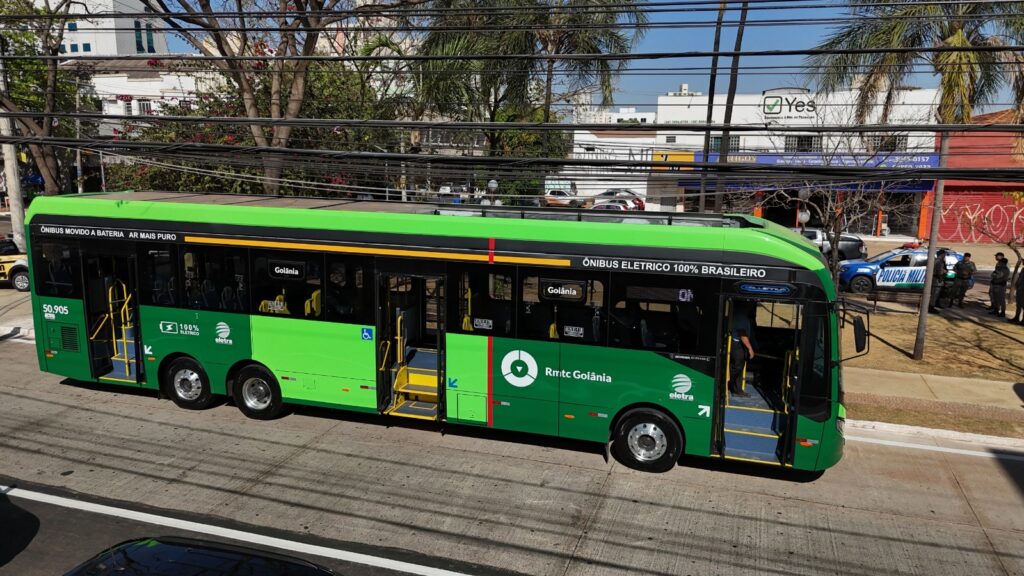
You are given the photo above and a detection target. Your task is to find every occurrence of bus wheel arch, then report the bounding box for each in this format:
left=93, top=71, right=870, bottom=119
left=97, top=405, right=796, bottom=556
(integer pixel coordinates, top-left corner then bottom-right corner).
left=231, top=362, right=285, bottom=421
left=160, top=354, right=215, bottom=410
left=610, top=404, right=684, bottom=473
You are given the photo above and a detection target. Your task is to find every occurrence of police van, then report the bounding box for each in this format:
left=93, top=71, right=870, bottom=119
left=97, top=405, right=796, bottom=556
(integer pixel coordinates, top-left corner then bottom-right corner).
left=839, top=248, right=964, bottom=294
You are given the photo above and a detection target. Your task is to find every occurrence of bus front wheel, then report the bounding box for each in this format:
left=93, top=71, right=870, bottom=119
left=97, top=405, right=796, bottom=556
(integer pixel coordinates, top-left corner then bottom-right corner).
left=611, top=408, right=683, bottom=473
left=164, top=357, right=215, bottom=410
left=233, top=365, right=284, bottom=420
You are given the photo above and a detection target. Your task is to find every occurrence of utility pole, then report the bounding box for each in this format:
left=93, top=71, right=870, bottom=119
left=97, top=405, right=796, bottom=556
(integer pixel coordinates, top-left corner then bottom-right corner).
left=75, top=74, right=83, bottom=194
left=0, top=37, right=26, bottom=251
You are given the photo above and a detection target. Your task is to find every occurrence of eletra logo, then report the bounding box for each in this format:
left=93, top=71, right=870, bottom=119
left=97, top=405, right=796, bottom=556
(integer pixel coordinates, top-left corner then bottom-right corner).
left=669, top=374, right=694, bottom=401
left=501, top=350, right=538, bottom=388
left=214, top=322, right=233, bottom=345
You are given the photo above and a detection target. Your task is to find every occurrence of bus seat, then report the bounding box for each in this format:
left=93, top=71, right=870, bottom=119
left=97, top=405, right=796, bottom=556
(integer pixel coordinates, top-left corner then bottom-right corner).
left=220, top=286, right=239, bottom=311
left=304, top=289, right=322, bottom=317
left=259, top=293, right=289, bottom=315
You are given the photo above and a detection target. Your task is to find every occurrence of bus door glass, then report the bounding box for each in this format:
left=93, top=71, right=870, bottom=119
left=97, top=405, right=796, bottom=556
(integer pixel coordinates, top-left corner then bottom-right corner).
left=80, top=243, right=141, bottom=383
left=32, top=239, right=88, bottom=379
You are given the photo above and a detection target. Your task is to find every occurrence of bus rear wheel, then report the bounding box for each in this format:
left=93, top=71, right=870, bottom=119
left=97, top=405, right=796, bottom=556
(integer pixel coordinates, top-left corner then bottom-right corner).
left=164, top=357, right=214, bottom=410
left=233, top=365, right=284, bottom=420
left=611, top=408, right=683, bottom=473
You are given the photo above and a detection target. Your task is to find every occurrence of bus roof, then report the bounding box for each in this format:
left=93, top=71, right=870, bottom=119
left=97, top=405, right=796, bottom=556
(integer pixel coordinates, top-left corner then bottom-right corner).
left=26, top=191, right=832, bottom=297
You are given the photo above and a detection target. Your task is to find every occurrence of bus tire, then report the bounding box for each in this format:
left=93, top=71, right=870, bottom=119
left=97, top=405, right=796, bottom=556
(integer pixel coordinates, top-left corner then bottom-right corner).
left=233, top=365, right=284, bottom=420
left=11, top=269, right=29, bottom=292
left=164, top=357, right=215, bottom=410
left=611, top=408, right=683, bottom=473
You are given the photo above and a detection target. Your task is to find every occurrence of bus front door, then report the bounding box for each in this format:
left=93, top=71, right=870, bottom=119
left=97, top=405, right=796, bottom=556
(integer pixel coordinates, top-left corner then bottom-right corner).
left=81, top=246, right=141, bottom=385
left=718, top=297, right=801, bottom=466
left=376, top=269, right=445, bottom=421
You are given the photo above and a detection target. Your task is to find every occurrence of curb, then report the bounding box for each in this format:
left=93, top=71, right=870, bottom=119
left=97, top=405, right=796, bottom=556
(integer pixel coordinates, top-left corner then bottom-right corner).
left=0, top=325, right=34, bottom=340
left=847, top=419, right=1024, bottom=449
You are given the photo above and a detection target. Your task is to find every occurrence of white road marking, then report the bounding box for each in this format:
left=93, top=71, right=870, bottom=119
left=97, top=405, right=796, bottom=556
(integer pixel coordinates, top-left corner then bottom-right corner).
left=0, top=484, right=477, bottom=576
left=846, top=436, right=1024, bottom=462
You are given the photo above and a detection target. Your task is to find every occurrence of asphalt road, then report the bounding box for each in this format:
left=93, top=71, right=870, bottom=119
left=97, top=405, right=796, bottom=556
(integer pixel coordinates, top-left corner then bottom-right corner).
left=0, top=299, right=1022, bottom=575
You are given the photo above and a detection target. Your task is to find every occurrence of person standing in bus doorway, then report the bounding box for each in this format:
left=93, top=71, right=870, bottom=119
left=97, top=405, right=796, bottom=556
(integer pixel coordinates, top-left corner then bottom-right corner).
left=729, top=301, right=757, bottom=398
left=952, top=252, right=976, bottom=308
left=989, top=257, right=1010, bottom=318
left=928, top=249, right=948, bottom=313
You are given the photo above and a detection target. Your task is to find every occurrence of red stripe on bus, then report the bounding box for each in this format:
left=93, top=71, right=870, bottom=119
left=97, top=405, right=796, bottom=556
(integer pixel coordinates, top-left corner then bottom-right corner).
left=487, top=238, right=495, bottom=264
left=487, top=336, right=494, bottom=427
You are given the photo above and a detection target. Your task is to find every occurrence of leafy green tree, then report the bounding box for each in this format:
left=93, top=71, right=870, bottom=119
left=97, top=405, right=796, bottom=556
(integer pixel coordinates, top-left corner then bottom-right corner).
left=0, top=0, right=91, bottom=196
left=530, top=0, right=648, bottom=124
left=108, top=61, right=399, bottom=195
left=807, top=1, right=1024, bottom=359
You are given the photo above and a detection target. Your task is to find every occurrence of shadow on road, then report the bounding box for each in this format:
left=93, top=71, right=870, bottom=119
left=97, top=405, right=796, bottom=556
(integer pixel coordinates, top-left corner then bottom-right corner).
left=1015, top=383, right=1024, bottom=408
left=990, top=448, right=1024, bottom=501
left=0, top=490, right=40, bottom=568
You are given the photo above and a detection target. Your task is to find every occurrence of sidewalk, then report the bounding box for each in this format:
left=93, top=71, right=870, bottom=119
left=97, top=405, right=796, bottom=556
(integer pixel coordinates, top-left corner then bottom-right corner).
left=844, top=366, right=1023, bottom=411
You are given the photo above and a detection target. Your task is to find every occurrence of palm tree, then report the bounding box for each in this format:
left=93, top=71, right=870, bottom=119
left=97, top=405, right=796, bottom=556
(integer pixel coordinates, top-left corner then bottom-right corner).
left=531, top=0, right=649, bottom=125
left=806, top=1, right=1023, bottom=360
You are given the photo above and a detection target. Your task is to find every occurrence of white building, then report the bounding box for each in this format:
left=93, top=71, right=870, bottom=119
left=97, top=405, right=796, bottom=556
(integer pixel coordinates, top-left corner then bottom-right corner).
left=56, top=0, right=169, bottom=56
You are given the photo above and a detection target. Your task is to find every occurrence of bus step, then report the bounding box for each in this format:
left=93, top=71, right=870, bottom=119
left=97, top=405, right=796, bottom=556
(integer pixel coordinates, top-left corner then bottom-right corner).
left=386, top=398, right=438, bottom=421
left=100, top=360, right=138, bottom=383
left=723, top=407, right=782, bottom=435
left=113, top=340, right=136, bottom=359
left=406, top=368, right=438, bottom=388
left=407, top=349, right=437, bottom=371
left=395, top=380, right=438, bottom=402
left=723, top=430, right=781, bottom=464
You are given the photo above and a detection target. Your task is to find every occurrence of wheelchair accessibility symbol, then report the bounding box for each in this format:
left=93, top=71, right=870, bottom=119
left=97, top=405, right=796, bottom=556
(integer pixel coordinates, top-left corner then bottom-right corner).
left=361, top=328, right=374, bottom=341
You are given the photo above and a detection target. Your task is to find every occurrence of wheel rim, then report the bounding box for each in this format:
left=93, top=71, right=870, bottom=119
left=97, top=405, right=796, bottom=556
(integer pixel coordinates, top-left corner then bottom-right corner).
left=13, top=274, right=28, bottom=290
left=626, top=422, right=668, bottom=462
left=242, top=377, right=272, bottom=411
left=852, top=277, right=870, bottom=293
left=173, top=368, right=203, bottom=401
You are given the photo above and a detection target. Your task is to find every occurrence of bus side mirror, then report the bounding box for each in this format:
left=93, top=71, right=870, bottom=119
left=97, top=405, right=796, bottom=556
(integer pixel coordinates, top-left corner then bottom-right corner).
left=853, top=316, right=867, bottom=353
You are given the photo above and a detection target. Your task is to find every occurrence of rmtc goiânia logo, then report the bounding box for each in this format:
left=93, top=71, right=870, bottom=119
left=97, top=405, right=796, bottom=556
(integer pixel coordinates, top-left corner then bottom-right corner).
left=501, top=350, right=538, bottom=388
left=214, top=322, right=233, bottom=345
left=669, top=374, right=694, bottom=401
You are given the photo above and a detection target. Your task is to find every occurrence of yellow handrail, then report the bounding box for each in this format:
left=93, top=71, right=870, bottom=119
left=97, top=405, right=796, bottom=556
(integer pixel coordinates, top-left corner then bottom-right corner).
left=395, top=313, right=405, bottom=365
left=89, top=314, right=110, bottom=340
left=378, top=340, right=392, bottom=372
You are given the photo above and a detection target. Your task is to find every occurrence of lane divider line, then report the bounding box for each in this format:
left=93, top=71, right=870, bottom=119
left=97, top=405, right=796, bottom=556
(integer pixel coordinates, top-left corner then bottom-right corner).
left=0, top=484, right=477, bottom=576
left=846, top=436, right=1024, bottom=462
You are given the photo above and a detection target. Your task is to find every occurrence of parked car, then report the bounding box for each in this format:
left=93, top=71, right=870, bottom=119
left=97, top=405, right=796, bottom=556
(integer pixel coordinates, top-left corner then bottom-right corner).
left=793, top=227, right=867, bottom=261
left=543, top=188, right=585, bottom=208
left=838, top=248, right=967, bottom=294
left=437, top=182, right=454, bottom=196
left=64, top=536, right=335, bottom=575
left=592, top=199, right=630, bottom=211
left=0, top=237, right=29, bottom=292
left=594, top=188, right=645, bottom=211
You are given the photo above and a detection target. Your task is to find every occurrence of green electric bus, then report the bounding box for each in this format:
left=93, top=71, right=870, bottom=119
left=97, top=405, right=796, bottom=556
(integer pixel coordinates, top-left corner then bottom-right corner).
left=26, top=191, right=862, bottom=473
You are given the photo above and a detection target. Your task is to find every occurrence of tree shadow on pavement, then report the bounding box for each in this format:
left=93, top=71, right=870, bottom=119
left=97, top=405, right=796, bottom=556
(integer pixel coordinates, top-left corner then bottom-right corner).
left=1015, top=383, right=1024, bottom=409
left=0, top=491, right=40, bottom=569
left=990, top=449, right=1024, bottom=502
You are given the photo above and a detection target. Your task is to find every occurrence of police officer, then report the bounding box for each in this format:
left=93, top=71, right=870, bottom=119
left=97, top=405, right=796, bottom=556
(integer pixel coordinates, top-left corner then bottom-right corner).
left=729, top=301, right=757, bottom=398
left=928, top=249, right=948, bottom=313
left=990, top=257, right=1010, bottom=318
left=988, top=252, right=1005, bottom=310
left=952, top=252, right=976, bottom=308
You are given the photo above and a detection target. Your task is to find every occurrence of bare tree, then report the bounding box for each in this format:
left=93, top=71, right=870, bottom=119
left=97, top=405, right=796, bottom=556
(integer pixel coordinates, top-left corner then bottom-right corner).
left=139, top=0, right=426, bottom=194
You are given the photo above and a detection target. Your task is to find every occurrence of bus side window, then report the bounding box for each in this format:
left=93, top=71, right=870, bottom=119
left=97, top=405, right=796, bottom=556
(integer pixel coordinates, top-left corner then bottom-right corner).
left=138, top=243, right=177, bottom=307
left=251, top=250, right=322, bottom=319
left=519, top=273, right=606, bottom=343
left=609, top=276, right=715, bottom=355
left=452, top=268, right=514, bottom=336
left=32, top=240, right=82, bottom=298
left=325, top=256, right=373, bottom=325
left=181, top=246, right=248, bottom=313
